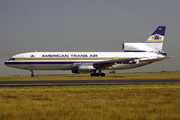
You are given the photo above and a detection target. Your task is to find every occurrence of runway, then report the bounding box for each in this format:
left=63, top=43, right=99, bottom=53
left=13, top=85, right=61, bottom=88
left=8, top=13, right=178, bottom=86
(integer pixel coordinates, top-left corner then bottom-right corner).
left=0, top=79, right=180, bottom=87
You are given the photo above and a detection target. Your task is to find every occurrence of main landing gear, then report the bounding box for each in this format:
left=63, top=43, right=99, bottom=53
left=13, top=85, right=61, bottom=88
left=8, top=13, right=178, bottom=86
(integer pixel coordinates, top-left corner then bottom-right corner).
left=30, top=70, right=34, bottom=77
left=90, top=70, right=105, bottom=77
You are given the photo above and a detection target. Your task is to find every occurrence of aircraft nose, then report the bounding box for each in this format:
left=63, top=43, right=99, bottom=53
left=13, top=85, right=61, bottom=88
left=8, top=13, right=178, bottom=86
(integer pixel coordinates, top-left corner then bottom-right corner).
left=4, top=59, right=11, bottom=66
left=4, top=61, right=8, bottom=66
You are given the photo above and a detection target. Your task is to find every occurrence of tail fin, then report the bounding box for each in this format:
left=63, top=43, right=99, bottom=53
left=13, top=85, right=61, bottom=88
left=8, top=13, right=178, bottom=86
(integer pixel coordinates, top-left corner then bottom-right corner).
left=146, top=26, right=166, bottom=42
left=123, top=26, right=166, bottom=55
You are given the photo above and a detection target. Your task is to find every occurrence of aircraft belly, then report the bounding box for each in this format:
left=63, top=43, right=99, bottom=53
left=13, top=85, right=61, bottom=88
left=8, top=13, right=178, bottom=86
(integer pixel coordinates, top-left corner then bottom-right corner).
left=6, top=63, right=73, bottom=70
left=30, top=64, right=73, bottom=70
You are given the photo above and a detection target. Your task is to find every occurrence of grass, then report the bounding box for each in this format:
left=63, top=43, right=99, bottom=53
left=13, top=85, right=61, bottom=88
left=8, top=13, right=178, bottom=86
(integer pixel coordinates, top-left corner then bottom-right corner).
left=0, top=71, right=180, bottom=81
left=0, top=84, right=180, bottom=120
left=0, top=72, right=180, bottom=119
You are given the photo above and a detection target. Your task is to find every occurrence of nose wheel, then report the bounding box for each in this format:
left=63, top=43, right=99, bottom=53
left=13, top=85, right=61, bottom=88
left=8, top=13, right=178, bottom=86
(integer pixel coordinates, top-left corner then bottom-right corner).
left=30, top=70, right=34, bottom=77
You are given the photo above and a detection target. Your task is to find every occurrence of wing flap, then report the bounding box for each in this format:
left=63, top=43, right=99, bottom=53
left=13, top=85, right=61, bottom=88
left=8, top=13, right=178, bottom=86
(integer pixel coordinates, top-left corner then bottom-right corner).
left=93, top=58, right=136, bottom=69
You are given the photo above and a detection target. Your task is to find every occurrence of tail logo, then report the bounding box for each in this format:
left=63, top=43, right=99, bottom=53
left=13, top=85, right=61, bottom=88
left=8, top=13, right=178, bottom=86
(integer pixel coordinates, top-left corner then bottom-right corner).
left=146, top=26, right=165, bottom=42
left=151, top=34, right=162, bottom=40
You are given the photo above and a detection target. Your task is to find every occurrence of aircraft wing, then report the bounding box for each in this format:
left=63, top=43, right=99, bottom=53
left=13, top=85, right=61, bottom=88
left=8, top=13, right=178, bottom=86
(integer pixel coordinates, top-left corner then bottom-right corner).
left=93, top=58, right=136, bottom=69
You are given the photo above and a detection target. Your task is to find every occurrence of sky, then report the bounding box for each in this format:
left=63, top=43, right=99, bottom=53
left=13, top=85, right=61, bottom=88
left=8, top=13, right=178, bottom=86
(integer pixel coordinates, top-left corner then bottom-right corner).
left=0, top=0, right=180, bottom=76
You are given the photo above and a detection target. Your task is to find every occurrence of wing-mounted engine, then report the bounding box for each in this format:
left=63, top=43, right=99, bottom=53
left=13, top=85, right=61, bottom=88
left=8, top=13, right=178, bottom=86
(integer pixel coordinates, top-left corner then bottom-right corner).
left=72, top=63, right=95, bottom=73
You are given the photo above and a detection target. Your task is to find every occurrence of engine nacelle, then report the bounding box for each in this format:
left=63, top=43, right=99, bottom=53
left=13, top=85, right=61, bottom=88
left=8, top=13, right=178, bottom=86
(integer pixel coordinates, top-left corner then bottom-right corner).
left=78, top=64, right=95, bottom=73
left=72, top=64, right=95, bottom=73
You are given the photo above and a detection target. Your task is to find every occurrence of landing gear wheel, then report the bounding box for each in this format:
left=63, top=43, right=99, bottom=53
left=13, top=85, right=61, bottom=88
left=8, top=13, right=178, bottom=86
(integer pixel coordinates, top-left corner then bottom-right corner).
left=90, top=70, right=105, bottom=77
left=101, top=73, right=105, bottom=77
left=95, top=73, right=99, bottom=77
left=90, top=73, right=95, bottom=77
left=31, top=75, right=34, bottom=77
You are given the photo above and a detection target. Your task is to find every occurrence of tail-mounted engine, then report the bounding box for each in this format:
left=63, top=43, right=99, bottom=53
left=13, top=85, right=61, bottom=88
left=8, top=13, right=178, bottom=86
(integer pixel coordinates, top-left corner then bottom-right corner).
left=122, top=43, right=163, bottom=52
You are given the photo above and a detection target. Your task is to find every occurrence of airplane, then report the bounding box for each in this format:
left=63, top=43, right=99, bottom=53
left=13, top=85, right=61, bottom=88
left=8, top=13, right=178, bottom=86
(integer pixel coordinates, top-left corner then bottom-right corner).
left=4, top=26, right=169, bottom=77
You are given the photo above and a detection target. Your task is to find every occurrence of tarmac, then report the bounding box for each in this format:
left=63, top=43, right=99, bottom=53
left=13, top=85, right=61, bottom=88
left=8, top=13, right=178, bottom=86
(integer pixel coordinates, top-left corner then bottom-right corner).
left=0, top=79, right=180, bottom=87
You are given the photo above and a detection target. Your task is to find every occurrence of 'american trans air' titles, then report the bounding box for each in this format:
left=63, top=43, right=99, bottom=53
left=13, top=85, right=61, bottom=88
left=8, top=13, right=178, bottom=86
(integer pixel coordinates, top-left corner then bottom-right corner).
left=41, top=54, right=98, bottom=58
left=4, top=26, right=170, bottom=77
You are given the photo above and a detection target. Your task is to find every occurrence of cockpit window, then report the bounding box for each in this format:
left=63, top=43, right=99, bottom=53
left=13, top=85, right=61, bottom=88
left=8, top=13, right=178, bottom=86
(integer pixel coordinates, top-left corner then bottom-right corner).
left=8, top=58, right=15, bottom=61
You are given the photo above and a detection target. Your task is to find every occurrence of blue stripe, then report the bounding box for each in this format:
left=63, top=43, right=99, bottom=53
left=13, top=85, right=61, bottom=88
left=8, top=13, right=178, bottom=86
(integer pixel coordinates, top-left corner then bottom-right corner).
left=4, top=60, right=137, bottom=65
left=158, top=51, right=167, bottom=56
left=4, top=61, right=93, bottom=65
left=124, top=50, right=167, bottom=56
left=124, top=50, right=148, bottom=52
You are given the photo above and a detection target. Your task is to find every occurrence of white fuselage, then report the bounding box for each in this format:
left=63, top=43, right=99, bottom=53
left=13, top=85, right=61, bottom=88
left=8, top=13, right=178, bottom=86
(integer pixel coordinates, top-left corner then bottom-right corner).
left=4, top=52, right=162, bottom=71
left=4, top=26, right=168, bottom=76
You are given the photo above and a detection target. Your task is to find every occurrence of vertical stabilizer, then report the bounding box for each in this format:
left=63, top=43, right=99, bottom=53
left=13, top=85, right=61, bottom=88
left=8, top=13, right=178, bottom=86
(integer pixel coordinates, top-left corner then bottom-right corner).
left=123, top=26, right=166, bottom=55
left=146, top=26, right=166, bottom=43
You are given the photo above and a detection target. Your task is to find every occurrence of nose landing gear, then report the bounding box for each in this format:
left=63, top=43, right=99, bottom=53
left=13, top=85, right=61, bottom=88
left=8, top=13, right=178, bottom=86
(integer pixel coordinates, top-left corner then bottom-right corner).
left=30, top=70, right=34, bottom=77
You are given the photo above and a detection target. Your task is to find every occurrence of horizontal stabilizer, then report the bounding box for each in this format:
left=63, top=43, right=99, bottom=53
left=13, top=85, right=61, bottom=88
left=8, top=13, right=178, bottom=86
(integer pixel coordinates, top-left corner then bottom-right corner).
left=140, top=56, right=170, bottom=63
